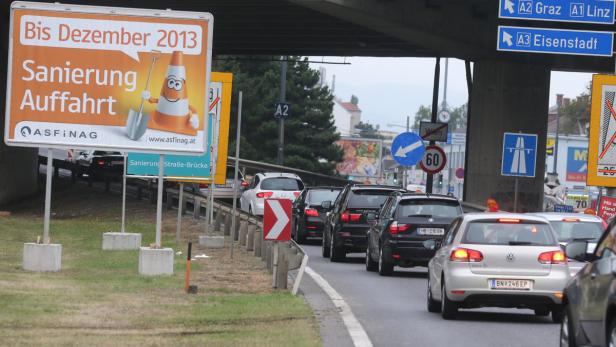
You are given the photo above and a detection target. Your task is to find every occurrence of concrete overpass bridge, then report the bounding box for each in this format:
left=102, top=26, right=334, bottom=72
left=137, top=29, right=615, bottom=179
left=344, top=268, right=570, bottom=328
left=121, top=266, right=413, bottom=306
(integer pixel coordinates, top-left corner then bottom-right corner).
left=1, top=0, right=612, bottom=209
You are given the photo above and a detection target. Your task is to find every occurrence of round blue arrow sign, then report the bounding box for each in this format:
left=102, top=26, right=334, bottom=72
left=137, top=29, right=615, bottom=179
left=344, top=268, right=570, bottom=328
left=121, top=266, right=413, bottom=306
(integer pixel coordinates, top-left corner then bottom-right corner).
left=391, top=132, right=425, bottom=166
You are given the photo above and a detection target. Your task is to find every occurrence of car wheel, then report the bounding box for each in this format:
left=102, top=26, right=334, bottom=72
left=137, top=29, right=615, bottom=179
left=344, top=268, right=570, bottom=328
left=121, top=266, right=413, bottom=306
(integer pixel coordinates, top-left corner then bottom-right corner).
left=534, top=308, right=550, bottom=317
left=365, top=243, right=377, bottom=272
left=552, top=304, right=564, bottom=324
left=322, top=233, right=330, bottom=258
left=559, top=305, right=576, bottom=347
left=426, top=271, right=441, bottom=313
left=330, top=234, right=345, bottom=262
left=441, top=281, right=458, bottom=320
left=608, top=317, right=616, bottom=347
left=378, top=246, right=394, bottom=276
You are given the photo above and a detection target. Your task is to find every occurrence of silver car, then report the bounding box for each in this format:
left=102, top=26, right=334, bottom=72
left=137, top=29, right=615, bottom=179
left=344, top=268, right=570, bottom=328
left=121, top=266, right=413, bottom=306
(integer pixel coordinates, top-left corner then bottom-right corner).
left=530, top=212, right=606, bottom=276
left=427, top=213, right=569, bottom=322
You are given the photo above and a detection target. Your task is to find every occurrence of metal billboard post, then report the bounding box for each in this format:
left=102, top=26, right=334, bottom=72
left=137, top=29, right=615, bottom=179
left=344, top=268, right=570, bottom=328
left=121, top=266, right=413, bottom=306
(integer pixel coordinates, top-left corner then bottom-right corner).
left=155, top=154, right=165, bottom=248
left=230, top=91, right=243, bottom=259
left=514, top=177, right=519, bottom=213
left=121, top=153, right=127, bottom=233
left=43, top=148, right=53, bottom=244
left=176, top=182, right=184, bottom=245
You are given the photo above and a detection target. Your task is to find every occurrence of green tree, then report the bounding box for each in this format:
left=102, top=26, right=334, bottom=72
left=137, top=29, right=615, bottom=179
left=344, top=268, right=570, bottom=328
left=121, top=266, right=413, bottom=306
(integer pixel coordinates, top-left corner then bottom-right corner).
left=559, top=86, right=590, bottom=135
left=213, top=56, right=343, bottom=174
left=354, top=121, right=383, bottom=139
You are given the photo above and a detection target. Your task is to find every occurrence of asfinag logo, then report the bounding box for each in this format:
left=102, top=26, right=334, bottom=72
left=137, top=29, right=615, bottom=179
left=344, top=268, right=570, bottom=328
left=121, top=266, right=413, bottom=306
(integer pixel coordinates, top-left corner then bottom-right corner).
left=20, top=125, right=31, bottom=137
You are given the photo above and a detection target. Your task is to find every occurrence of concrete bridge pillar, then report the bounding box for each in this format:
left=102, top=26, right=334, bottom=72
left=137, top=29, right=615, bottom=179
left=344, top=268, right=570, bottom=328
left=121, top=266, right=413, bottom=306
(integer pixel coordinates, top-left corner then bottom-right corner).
left=465, top=60, right=550, bottom=212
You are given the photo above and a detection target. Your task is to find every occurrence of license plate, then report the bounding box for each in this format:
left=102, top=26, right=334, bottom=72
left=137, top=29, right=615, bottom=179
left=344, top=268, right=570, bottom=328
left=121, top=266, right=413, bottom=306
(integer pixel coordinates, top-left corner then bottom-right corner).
left=489, top=279, right=532, bottom=290
left=417, top=228, right=444, bottom=235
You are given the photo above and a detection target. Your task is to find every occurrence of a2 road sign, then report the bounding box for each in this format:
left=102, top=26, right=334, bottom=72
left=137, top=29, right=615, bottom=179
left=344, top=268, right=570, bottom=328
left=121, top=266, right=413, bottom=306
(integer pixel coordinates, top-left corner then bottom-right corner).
left=499, top=0, right=615, bottom=25
left=420, top=145, right=447, bottom=174
left=263, top=199, right=292, bottom=241
left=497, top=25, right=614, bottom=57
left=274, top=102, right=291, bottom=119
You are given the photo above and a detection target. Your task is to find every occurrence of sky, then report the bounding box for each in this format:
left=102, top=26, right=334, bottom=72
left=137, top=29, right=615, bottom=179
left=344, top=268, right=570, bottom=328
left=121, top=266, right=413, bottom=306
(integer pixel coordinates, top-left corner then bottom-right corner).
left=310, top=57, right=592, bottom=132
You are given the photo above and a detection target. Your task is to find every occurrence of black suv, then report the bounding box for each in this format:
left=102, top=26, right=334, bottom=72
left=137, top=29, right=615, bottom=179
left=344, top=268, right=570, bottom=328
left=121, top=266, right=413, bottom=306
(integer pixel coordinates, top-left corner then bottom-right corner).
left=322, top=184, right=405, bottom=262
left=561, top=220, right=616, bottom=346
left=292, top=186, right=342, bottom=243
left=365, top=193, right=463, bottom=275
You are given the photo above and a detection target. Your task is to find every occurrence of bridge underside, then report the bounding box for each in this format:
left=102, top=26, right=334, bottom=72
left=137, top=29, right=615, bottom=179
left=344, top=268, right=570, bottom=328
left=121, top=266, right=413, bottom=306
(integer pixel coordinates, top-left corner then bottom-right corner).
left=1, top=0, right=608, bottom=208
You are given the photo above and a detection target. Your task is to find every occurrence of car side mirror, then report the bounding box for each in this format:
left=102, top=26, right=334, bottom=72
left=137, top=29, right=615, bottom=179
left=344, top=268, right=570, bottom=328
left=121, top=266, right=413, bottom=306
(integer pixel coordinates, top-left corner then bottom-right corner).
left=565, top=241, right=596, bottom=262
left=321, top=200, right=332, bottom=209
left=423, top=239, right=441, bottom=251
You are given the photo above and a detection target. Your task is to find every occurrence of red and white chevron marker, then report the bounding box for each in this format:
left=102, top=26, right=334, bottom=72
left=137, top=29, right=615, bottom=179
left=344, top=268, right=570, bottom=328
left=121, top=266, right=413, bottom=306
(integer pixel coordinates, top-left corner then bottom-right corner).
left=263, top=199, right=292, bottom=241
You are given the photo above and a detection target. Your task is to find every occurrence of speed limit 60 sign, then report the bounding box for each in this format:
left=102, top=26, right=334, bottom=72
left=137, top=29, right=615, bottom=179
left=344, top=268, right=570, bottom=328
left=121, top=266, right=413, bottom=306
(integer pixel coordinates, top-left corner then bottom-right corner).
left=420, top=145, right=447, bottom=174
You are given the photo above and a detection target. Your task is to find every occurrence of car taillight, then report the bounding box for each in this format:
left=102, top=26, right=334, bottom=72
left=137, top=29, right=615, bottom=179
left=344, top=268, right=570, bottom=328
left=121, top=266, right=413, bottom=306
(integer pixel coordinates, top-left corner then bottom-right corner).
left=389, top=221, right=409, bottom=235
left=341, top=211, right=361, bottom=223
left=538, top=251, right=566, bottom=264
left=450, top=248, right=483, bottom=262
left=305, top=208, right=319, bottom=217
left=256, top=191, right=273, bottom=199
left=97, top=160, right=105, bottom=166
left=199, top=183, right=208, bottom=189
left=241, top=181, right=249, bottom=187
left=562, top=218, right=580, bottom=222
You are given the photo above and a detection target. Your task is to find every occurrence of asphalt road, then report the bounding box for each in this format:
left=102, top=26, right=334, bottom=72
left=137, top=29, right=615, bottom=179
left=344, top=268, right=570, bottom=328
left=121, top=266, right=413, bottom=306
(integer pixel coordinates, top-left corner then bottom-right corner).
left=302, top=243, right=560, bottom=347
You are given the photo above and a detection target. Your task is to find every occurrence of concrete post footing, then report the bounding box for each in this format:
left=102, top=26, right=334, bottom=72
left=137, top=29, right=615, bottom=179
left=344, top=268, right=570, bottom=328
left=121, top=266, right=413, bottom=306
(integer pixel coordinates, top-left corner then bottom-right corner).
left=23, top=243, right=62, bottom=272
left=138, top=247, right=174, bottom=275
left=102, top=232, right=141, bottom=250
left=199, top=235, right=224, bottom=248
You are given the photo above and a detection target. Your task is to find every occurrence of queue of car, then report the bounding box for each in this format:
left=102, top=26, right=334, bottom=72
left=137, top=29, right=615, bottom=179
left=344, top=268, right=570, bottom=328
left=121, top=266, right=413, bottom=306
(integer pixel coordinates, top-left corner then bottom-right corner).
left=239, top=172, right=615, bottom=346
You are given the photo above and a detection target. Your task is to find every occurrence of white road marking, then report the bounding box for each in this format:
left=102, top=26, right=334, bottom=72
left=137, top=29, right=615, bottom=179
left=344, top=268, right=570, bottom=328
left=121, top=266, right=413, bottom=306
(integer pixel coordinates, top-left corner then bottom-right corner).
left=305, top=266, right=373, bottom=347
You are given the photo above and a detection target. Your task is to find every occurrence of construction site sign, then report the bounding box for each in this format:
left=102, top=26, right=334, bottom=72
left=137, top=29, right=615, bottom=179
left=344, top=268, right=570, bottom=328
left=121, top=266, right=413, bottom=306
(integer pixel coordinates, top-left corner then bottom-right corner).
left=4, top=2, right=213, bottom=154
left=588, top=74, right=616, bottom=186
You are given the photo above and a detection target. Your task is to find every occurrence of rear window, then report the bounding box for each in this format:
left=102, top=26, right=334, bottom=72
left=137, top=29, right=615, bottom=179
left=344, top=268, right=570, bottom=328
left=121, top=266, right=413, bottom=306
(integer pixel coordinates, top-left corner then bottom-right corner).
left=307, top=189, right=341, bottom=205
left=348, top=190, right=395, bottom=209
left=462, top=220, right=556, bottom=246
left=396, top=199, right=462, bottom=218
left=261, top=178, right=303, bottom=191
left=549, top=221, right=604, bottom=242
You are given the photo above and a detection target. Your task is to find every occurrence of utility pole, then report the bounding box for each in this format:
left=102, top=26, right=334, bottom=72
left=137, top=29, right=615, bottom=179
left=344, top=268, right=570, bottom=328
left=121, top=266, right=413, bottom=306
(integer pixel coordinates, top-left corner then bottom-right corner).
left=553, top=103, right=560, bottom=174
left=426, top=57, right=441, bottom=194
left=277, top=57, right=287, bottom=166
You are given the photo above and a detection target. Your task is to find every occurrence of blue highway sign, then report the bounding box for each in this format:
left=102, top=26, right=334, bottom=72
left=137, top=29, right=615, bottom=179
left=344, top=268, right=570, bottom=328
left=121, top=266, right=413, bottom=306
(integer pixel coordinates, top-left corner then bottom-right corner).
left=554, top=204, right=574, bottom=213
left=497, top=26, right=614, bottom=57
left=501, top=132, right=538, bottom=178
left=392, top=132, right=425, bottom=167
left=499, top=0, right=615, bottom=24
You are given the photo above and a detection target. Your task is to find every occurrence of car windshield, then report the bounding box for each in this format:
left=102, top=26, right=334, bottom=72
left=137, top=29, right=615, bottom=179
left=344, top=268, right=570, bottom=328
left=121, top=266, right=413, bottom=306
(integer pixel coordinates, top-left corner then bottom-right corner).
left=260, top=177, right=303, bottom=191
left=307, top=189, right=341, bottom=205
left=348, top=190, right=395, bottom=209
left=462, top=221, right=555, bottom=246
left=549, top=221, right=604, bottom=242
left=396, top=199, right=462, bottom=218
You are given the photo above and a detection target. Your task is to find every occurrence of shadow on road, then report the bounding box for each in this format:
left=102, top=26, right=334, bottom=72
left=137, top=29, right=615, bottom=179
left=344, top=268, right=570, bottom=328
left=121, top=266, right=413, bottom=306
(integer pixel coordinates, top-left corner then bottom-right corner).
left=452, top=310, right=554, bottom=324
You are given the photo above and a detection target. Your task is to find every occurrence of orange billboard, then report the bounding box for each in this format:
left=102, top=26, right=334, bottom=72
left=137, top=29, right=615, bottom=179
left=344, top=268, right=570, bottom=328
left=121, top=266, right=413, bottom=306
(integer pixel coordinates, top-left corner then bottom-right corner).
left=5, top=2, right=213, bottom=154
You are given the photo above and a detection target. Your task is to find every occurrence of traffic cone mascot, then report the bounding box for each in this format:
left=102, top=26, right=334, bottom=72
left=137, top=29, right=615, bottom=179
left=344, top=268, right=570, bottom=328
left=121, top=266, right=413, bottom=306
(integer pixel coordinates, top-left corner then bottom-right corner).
left=144, top=51, right=199, bottom=136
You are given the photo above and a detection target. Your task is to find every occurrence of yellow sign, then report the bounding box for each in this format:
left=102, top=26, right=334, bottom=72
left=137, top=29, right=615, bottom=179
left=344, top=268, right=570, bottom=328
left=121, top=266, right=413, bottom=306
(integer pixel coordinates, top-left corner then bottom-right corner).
left=546, top=138, right=555, bottom=156
left=588, top=74, right=616, bottom=187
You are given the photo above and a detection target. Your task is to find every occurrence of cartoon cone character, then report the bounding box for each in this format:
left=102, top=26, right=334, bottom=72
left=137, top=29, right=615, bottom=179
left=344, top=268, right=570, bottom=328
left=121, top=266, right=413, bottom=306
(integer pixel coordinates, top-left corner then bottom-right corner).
left=145, top=51, right=199, bottom=136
